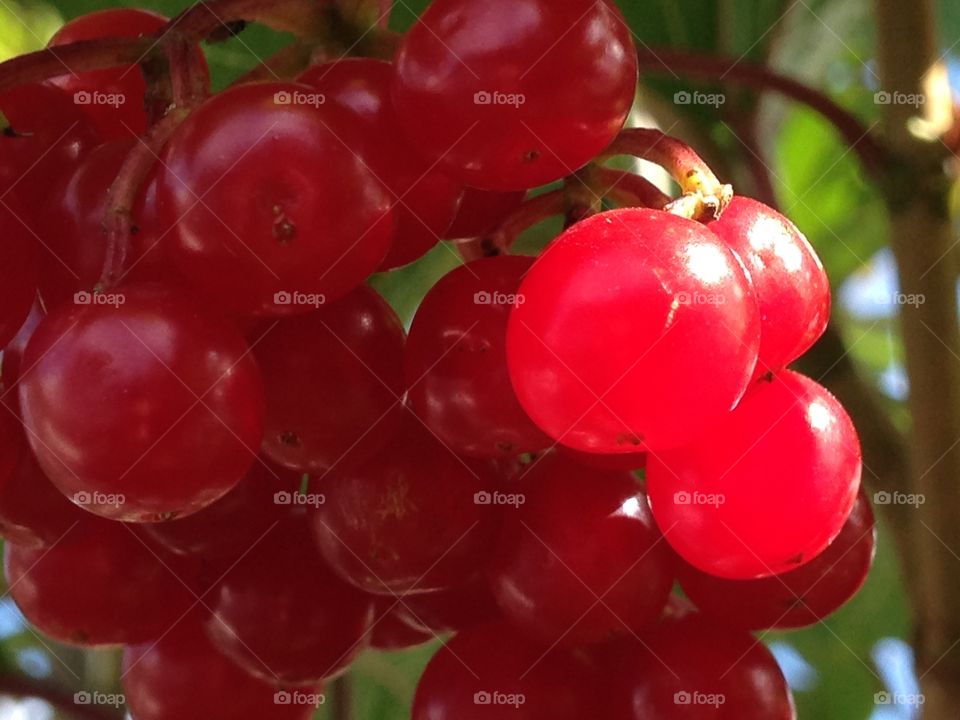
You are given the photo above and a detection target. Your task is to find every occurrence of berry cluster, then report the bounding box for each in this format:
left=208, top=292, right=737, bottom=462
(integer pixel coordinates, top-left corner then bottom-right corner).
left=0, top=1, right=871, bottom=718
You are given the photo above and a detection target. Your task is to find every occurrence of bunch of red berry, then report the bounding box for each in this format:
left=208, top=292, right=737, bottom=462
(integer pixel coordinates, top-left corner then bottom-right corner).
left=0, top=0, right=872, bottom=718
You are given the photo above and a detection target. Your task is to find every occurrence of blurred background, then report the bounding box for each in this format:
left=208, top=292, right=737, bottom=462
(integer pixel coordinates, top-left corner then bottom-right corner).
left=3, top=0, right=959, bottom=717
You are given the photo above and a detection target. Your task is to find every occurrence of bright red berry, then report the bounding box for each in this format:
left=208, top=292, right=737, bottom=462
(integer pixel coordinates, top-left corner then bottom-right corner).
left=710, top=197, right=830, bottom=376
left=647, top=370, right=862, bottom=579
left=508, top=208, right=760, bottom=453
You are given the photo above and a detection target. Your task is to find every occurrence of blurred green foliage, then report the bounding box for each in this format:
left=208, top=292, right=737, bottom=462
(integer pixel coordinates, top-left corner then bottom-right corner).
left=3, top=0, right=952, bottom=717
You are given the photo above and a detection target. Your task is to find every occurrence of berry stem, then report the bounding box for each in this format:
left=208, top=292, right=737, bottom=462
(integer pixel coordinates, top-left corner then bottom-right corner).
left=594, top=168, right=671, bottom=209
left=168, top=0, right=330, bottom=41
left=484, top=190, right=565, bottom=255
left=0, top=37, right=152, bottom=94
left=603, top=128, right=733, bottom=220
left=100, top=109, right=189, bottom=289
left=635, top=47, right=888, bottom=179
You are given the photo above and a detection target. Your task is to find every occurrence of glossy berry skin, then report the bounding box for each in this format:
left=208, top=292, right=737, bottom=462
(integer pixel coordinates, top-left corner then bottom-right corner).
left=413, top=622, right=595, bottom=720
left=158, top=82, right=395, bottom=316
left=395, top=573, right=501, bottom=634
left=0, top=440, right=87, bottom=549
left=647, top=370, right=862, bottom=579
left=142, top=459, right=301, bottom=560
left=313, top=417, right=496, bottom=595
left=443, top=188, right=526, bottom=239
left=370, top=598, right=434, bottom=650
left=208, top=512, right=374, bottom=685
left=0, top=301, right=44, bottom=400
left=255, top=286, right=406, bottom=472
left=48, top=9, right=206, bottom=139
left=710, top=197, right=829, bottom=376
left=0, top=83, right=99, bottom=205
left=393, top=0, right=637, bottom=190
left=489, top=453, right=673, bottom=646
left=406, top=256, right=550, bottom=457
left=18, top=284, right=264, bottom=522
left=0, top=203, right=39, bottom=349
left=605, top=615, right=795, bottom=719
left=397, top=573, right=501, bottom=634
left=508, top=209, right=760, bottom=453
left=123, top=611, right=319, bottom=720
left=677, top=490, right=875, bottom=629
left=300, top=59, right=462, bottom=269
left=5, top=516, right=190, bottom=645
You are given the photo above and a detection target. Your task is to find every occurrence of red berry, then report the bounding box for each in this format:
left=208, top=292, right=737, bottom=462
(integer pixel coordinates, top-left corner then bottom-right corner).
left=208, top=511, right=374, bottom=684
left=313, top=416, right=496, bottom=595
left=370, top=598, right=434, bottom=651
left=443, top=188, right=526, bottom=239
left=0, top=439, right=87, bottom=548
left=5, top=516, right=190, bottom=645
left=647, top=370, right=862, bottom=579
left=48, top=9, right=208, bottom=139
left=406, top=256, right=550, bottom=457
left=710, top=197, right=830, bottom=375
left=0, top=83, right=99, bottom=204
left=142, top=459, right=301, bottom=559
left=508, top=208, right=760, bottom=453
left=123, top=611, right=320, bottom=720
left=0, top=300, right=44, bottom=406
left=393, top=0, right=637, bottom=190
left=300, top=58, right=463, bottom=269
left=255, top=286, right=406, bottom=472
left=19, top=284, right=264, bottom=522
left=158, top=82, right=395, bottom=316
left=412, top=622, right=596, bottom=720
left=395, top=573, right=501, bottom=634
left=489, top=453, right=673, bottom=646
left=0, top=204, right=39, bottom=349
left=677, top=489, right=875, bottom=629
left=605, top=615, right=795, bottom=719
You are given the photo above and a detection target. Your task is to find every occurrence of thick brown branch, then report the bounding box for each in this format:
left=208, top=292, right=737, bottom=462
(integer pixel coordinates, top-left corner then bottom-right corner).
left=636, top=47, right=888, bottom=179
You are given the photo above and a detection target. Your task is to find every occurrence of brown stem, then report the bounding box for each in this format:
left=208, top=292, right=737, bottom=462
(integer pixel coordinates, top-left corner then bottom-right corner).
left=603, top=128, right=733, bottom=220
left=594, top=168, right=671, bottom=209
left=232, top=41, right=317, bottom=84
left=874, top=0, right=960, bottom=713
left=169, top=0, right=329, bottom=41
left=101, top=109, right=190, bottom=288
left=635, top=47, right=888, bottom=179
left=0, top=673, right=122, bottom=720
left=0, top=37, right=152, bottom=95
left=485, top=190, right=564, bottom=255
left=331, top=673, right=351, bottom=720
